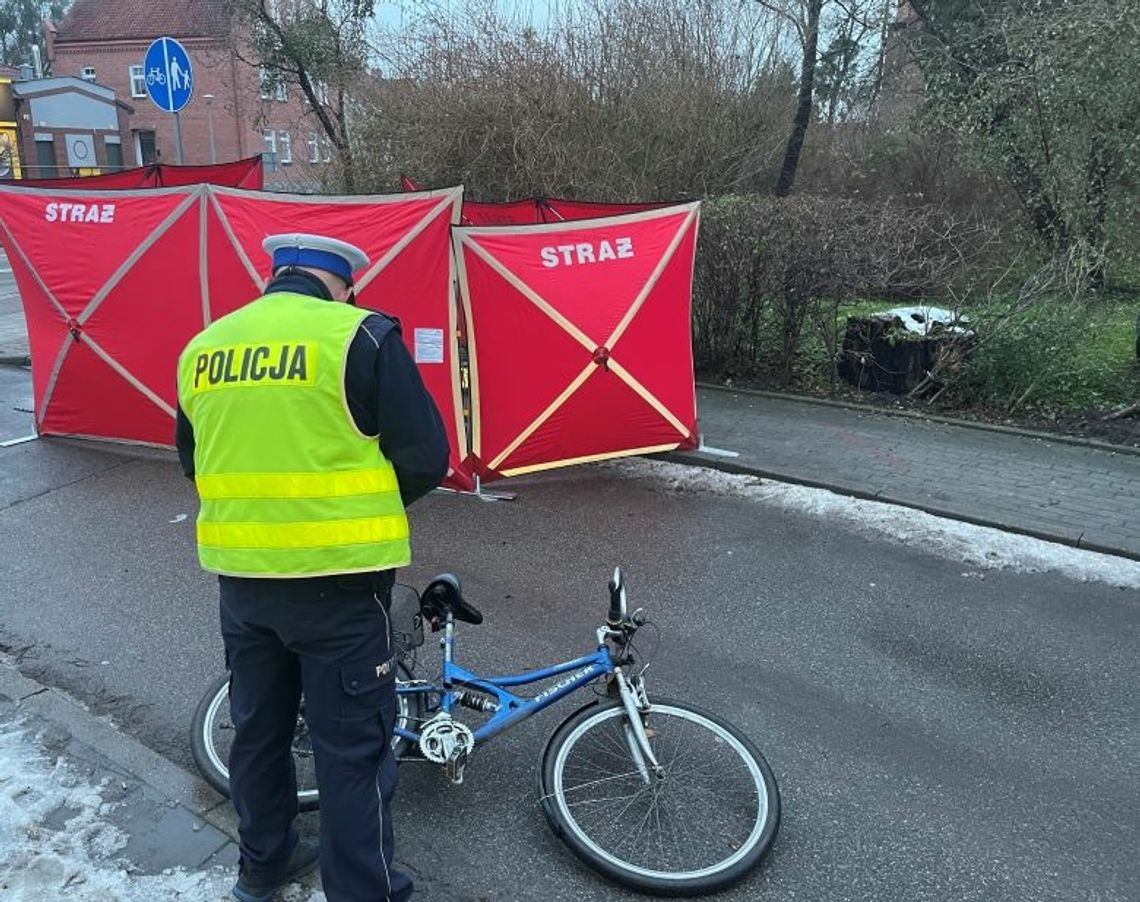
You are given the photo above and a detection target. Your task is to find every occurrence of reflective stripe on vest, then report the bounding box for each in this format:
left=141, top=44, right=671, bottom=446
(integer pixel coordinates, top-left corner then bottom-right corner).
left=195, top=468, right=401, bottom=500
left=176, top=292, right=411, bottom=578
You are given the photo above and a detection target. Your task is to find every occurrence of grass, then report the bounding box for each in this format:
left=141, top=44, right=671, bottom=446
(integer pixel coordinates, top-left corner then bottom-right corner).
left=960, top=296, right=1139, bottom=412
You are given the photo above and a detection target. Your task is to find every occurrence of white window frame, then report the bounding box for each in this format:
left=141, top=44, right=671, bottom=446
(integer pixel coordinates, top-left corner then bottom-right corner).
left=81, top=66, right=96, bottom=82
left=262, top=128, right=276, bottom=155
left=307, top=131, right=319, bottom=164
left=259, top=67, right=272, bottom=100
left=128, top=65, right=146, bottom=98
left=321, top=136, right=332, bottom=164
left=278, top=130, right=292, bottom=164
left=275, top=81, right=287, bottom=102
left=316, top=81, right=329, bottom=105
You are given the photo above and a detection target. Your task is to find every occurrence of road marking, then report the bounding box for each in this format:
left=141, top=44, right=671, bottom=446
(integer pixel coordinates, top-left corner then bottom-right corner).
left=1, top=434, right=37, bottom=447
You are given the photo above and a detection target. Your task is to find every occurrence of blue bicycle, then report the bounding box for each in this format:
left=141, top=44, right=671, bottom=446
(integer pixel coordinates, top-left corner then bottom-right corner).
left=191, top=569, right=780, bottom=896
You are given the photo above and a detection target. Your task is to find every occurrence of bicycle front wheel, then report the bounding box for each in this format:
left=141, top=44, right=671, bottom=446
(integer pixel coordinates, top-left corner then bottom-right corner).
left=538, top=697, right=779, bottom=896
left=190, top=663, right=418, bottom=813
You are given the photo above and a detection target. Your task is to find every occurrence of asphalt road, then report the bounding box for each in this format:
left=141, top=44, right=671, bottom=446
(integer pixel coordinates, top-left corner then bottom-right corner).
left=1, top=367, right=1137, bottom=902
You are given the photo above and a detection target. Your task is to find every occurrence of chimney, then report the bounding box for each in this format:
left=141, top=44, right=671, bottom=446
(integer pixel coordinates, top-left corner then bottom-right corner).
left=42, top=19, right=56, bottom=71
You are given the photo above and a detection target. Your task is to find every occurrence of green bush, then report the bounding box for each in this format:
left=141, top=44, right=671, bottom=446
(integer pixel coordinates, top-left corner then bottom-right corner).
left=952, top=299, right=1140, bottom=413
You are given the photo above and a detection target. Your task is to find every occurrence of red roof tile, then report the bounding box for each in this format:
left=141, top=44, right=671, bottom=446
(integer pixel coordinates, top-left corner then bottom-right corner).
left=56, top=0, right=231, bottom=43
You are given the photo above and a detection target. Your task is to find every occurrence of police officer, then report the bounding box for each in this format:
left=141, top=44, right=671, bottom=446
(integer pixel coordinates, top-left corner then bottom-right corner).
left=175, top=233, right=449, bottom=902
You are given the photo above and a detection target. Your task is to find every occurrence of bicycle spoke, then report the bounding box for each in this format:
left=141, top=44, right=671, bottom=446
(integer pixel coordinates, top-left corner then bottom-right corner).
left=651, top=790, right=669, bottom=871
left=561, top=789, right=650, bottom=809
left=558, top=770, right=646, bottom=793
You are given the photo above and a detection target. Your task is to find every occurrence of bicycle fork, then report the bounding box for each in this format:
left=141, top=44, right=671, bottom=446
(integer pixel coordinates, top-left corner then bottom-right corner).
left=614, top=668, right=665, bottom=785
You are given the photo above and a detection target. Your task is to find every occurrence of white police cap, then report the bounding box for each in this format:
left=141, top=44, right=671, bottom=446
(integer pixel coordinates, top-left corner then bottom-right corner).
left=262, top=233, right=370, bottom=283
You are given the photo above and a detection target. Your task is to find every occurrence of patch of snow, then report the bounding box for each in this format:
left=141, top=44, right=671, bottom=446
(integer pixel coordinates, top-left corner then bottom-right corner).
left=0, top=719, right=324, bottom=901
left=875, top=305, right=973, bottom=336
left=870, top=305, right=971, bottom=337
left=607, top=459, right=1140, bottom=590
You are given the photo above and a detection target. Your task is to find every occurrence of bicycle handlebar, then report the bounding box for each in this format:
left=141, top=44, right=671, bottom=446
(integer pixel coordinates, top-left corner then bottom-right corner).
left=607, top=567, right=626, bottom=625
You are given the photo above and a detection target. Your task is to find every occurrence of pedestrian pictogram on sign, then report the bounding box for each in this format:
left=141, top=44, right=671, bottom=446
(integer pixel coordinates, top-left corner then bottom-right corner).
left=143, top=37, right=193, bottom=114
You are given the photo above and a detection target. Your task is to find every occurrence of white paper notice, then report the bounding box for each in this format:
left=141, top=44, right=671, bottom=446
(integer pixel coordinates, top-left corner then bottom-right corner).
left=414, top=328, right=445, bottom=363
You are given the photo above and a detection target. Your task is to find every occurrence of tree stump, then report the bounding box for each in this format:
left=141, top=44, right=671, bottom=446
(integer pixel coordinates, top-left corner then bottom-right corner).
left=838, top=314, right=973, bottom=395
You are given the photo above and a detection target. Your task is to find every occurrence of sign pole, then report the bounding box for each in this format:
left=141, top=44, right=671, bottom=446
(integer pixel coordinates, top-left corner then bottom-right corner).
left=173, top=110, right=184, bottom=164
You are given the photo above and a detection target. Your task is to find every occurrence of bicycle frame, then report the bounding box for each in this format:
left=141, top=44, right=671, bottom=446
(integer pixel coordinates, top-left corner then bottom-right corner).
left=395, top=616, right=615, bottom=745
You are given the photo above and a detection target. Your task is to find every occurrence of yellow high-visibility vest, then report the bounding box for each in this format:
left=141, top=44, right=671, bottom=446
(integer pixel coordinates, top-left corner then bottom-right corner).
left=176, top=292, right=410, bottom=578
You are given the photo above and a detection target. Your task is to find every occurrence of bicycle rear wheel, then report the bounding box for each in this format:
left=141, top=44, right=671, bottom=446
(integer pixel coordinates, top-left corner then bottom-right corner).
left=190, top=663, right=418, bottom=812
left=538, top=697, right=779, bottom=896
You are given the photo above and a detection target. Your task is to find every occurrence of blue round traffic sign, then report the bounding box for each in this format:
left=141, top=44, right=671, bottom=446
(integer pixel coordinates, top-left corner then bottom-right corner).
left=143, top=37, right=193, bottom=114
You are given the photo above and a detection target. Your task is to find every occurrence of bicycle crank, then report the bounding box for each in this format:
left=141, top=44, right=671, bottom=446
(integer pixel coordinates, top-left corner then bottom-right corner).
left=417, top=714, right=475, bottom=783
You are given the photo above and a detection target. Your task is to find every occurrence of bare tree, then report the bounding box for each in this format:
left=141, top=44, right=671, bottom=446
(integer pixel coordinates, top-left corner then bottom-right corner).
left=816, top=0, right=883, bottom=124
left=360, top=0, right=795, bottom=199
left=226, top=0, right=374, bottom=190
left=754, top=0, right=824, bottom=197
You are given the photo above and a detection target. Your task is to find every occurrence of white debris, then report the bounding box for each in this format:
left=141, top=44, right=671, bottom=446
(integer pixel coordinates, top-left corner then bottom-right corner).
left=875, top=305, right=973, bottom=336
left=608, top=459, right=1140, bottom=590
left=0, top=719, right=324, bottom=900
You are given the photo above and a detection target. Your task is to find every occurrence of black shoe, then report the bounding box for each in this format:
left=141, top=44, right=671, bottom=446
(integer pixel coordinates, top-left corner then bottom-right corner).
left=231, top=839, right=320, bottom=902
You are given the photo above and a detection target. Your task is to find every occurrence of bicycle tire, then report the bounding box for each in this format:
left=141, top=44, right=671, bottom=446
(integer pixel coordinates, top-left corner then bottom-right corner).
left=538, top=697, right=779, bottom=897
left=190, top=663, right=418, bottom=813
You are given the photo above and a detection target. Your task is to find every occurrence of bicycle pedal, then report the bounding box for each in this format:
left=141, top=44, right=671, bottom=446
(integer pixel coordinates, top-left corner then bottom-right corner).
left=446, top=745, right=468, bottom=784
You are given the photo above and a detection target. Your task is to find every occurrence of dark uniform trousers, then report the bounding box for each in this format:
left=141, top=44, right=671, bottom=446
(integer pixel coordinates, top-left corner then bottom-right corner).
left=219, top=574, right=414, bottom=902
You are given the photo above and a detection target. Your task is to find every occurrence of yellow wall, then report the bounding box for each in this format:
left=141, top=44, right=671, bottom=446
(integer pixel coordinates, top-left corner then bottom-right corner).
left=0, top=79, right=22, bottom=179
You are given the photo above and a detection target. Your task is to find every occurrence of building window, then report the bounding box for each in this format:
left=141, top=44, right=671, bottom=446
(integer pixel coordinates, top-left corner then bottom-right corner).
left=129, top=65, right=146, bottom=98
left=316, top=81, right=329, bottom=105
left=307, top=132, right=319, bottom=163
left=321, top=136, right=332, bottom=163
left=262, top=128, right=276, bottom=155
left=81, top=66, right=96, bottom=82
left=260, top=67, right=288, bottom=102
left=278, top=130, right=292, bottom=164
left=135, top=130, right=157, bottom=165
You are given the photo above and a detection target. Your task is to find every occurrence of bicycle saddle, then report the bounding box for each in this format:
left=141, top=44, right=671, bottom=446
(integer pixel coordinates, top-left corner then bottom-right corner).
left=421, top=573, right=483, bottom=626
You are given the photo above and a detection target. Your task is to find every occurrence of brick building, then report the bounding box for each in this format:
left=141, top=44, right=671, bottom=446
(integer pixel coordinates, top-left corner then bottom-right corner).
left=9, top=75, right=134, bottom=177
left=47, top=0, right=336, bottom=188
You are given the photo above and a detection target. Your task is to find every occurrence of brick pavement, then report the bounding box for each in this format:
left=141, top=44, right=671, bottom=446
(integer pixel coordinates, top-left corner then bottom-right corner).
left=675, top=387, right=1140, bottom=560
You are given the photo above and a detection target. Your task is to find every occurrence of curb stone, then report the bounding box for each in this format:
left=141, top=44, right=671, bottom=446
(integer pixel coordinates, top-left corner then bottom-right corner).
left=660, top=449, right=1140, bottom=564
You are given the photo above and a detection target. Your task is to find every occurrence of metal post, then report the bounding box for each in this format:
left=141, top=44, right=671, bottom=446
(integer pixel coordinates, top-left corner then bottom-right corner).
left=204, top=94, right=217, bottom=164
left=172, top=111, right=184, bottom=164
